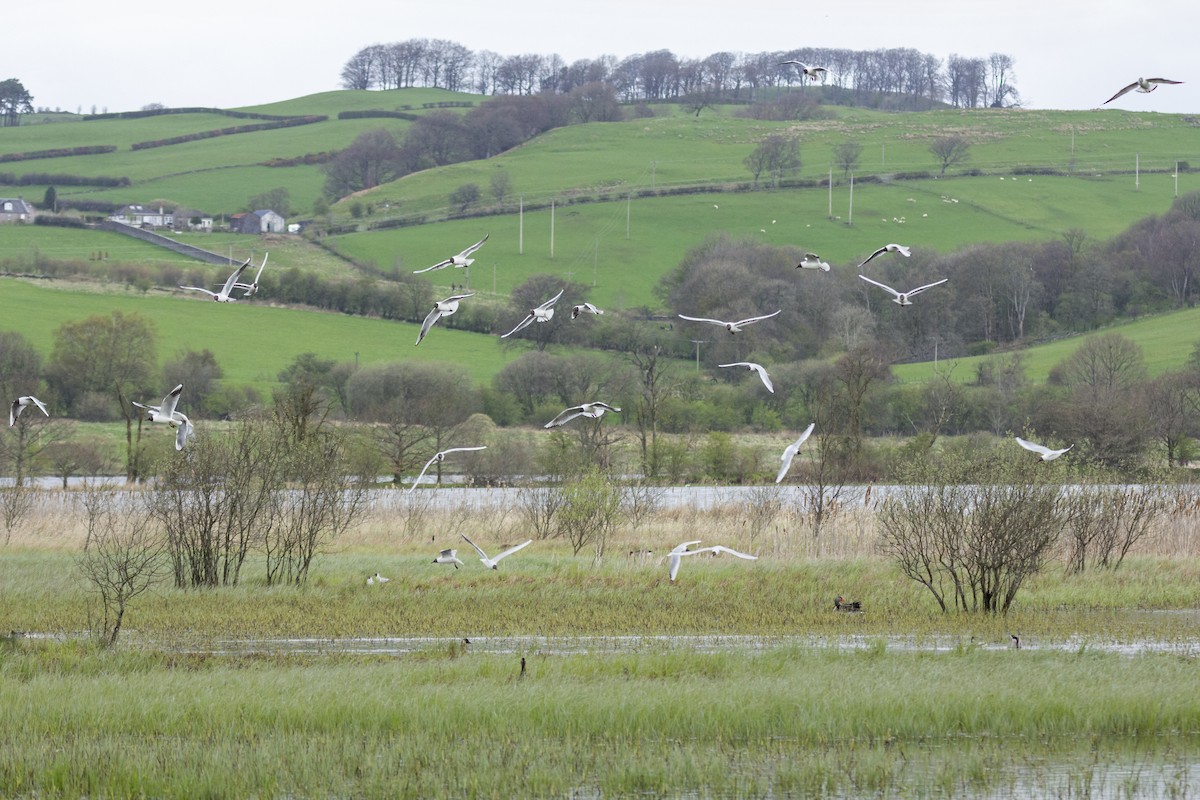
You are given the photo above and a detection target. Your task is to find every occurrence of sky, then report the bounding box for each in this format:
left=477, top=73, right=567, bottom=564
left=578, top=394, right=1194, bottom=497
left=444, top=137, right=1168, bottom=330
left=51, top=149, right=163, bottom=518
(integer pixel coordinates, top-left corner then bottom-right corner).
left=6, top=0, right=1196, bottom=114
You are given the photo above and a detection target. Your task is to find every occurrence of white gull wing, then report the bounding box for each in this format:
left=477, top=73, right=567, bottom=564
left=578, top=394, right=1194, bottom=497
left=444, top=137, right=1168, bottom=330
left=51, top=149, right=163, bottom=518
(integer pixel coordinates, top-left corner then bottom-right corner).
left=544, top=405, right=587, bottom=428
left=734, top=310, right=782, bottom=327
left=160, top=385, right=184, bottom=419
left=174, top=414, right=194, bottom=450
left=677, top=314, right=729, bottom=327
left=220, top=259, right=252, bottom=296
left=413, top=258, right=453, bottom=275
left=776, top=422, right=817, bottom=483
left=703, top=545, right=758, bottom=560
left=1014, top=436, right=1072, bottom=460
left=457, top=234, right=489, bottom=260
left=904, top=278, right=949, bottom=297
left=460, top=533, right=491, bottom=562
left=571, top=303, right=603, bottom=319
left=858, top=274, right=902, bottom=299
left=536, top=287, right=566, bottom=311
left=719, top=362, right=774, bottom=393
left=491, top=539, right=532, bottom=563
left=501, top=314, right=536, bottom=338
left=417, top=306, right=444, bottom=345
left=407, top=446, right=487, bottom=492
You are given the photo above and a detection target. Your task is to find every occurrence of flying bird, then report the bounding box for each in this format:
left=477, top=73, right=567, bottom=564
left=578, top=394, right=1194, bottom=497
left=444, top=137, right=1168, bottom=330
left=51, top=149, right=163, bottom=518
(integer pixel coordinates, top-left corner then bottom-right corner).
left=9, top=396, right=48, bottom=427
left=417, top=292, right=474, bottom=345
left=461, top=533, right=532, bottom=570
left=433, top=548, right=464, bottom=569
left=408, top=446, right=488, bottom=492
left=776, top=422, right=816, bottom=484
left=132, top=384, right=194, bottom=450
left=796, top=252, right=830, bottom=271
left=678, top=309, right=781, bottom=333
left=857, top=243, right=911, bottom=268
left=502, top=288, right=565, bottom=338
left=667, top=540, right=758, bottom=582
left=179, top=259, right=252, bottom=302
left=231, top=253, right=268, bottom=297
left=1103, top=77, right=1183, bottom=104
left=571, top=302, right=604, bottom=319
left=718, top=362, right=774, bottom=393
left=780, top=61, right=833, bottom=82
left=543, top=401, right=622, bottom=428
left=412, top=234, right=489, bottom=274
left=1014, top=436, right=1073, bottom=461
left=858, top=274, right=948, bottom=306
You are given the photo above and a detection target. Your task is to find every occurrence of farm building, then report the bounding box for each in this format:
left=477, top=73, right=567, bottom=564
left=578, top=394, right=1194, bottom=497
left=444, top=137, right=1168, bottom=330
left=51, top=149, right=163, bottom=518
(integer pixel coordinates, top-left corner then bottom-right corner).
left=231, top=209, right=286, bottom=234
left=110, top=205, right=174, bottom=229
left=0, top=197, right=35, bottom=223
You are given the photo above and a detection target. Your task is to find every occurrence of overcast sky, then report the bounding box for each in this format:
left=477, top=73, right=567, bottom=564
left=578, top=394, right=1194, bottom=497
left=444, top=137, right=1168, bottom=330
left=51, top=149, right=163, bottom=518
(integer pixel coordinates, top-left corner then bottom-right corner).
left=7, top=0, right=1195, bottom=114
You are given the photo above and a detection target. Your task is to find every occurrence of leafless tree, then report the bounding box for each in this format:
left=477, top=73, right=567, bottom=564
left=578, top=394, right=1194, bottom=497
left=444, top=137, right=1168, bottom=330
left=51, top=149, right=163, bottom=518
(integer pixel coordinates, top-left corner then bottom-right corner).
left=929, top=135, right=971, bottom=176
left=833, top=140, right=863, bottom=181
left=744, top=134, right=801, bottom=189
left=1064, top=486, right=1171, bottom=575
left=554, top=468, right=623, bottom=559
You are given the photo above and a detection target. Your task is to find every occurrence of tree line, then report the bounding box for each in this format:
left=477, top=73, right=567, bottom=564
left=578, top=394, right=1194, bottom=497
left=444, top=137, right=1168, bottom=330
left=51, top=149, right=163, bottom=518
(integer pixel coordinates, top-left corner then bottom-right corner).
left=341, top=40, right=1019, bottom=110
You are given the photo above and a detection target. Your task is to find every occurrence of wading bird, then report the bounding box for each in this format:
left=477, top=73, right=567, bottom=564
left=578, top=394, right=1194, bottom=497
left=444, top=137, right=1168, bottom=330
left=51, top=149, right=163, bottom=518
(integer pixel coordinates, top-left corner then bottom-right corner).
left=834, top=595, right=863, bottom=612
left=179, top=259, right=252, bottom=302
left=776, top=422, right=816, bottom=483
left=1014, top=436, right=1073, bottom=461
left=857, top=243, right=911, bottom=268
left=502, top=288, right=565, bottom=338
left=9, top=396, right=48, bottom=427
left=718, top=361, right=774, bottom=393
left=678, top=309, right=781, bottom=333
left=412, top=234, right=489, bottom=274
left=543, top=401, right=622, bottom=428
left=408, top=446, right=488, bottom=492
left=1104, top=77, right=1183, bottom=104
left=417, top=292, right=474, bottom=345
left=858, top=274, right=947, bottom=306
left=461, top=534, right=532, bottom=570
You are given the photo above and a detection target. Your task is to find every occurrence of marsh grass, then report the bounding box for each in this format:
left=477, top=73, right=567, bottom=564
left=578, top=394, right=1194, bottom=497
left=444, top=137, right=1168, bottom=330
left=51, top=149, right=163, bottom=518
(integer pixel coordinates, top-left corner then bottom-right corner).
left=0, top=643, right=1197, bottom=798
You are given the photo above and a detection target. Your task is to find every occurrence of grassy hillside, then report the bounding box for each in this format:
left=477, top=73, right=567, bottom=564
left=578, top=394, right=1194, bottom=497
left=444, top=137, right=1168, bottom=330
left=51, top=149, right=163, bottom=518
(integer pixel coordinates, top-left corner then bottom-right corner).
left=0, top=277, right=527, bottom=392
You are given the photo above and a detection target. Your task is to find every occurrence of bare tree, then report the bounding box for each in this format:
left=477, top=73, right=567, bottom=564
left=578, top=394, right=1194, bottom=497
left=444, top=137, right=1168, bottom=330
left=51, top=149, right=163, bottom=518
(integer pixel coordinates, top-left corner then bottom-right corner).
left=744, top=134, right=802, bottom=189
left=554, top=467, right=623, bottom=559
left=929, top=135, right=971, bottom=176
left=833, top=140, right=863, bottom=181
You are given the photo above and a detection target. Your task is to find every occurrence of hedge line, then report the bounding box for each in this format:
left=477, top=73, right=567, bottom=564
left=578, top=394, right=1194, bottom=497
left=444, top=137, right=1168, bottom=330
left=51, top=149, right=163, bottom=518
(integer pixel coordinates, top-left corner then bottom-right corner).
left=337, top=110, right=420, bottom=121
left=261, top=152, right=334, bottom=167
left=33, top=215, right=88, bottom=228
left=83, top=107, right=303, bottom=122
left=130, top=115, right=328, bottom=150
left=0, top=145, right=118, bottom=163
left=0, top=172, right=130, bottom=187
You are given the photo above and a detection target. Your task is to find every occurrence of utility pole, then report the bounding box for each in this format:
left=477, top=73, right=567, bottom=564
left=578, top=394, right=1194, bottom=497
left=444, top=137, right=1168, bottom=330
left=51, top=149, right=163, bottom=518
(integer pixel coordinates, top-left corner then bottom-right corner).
left=550, top=199, right=555, bottom=258
left=848, top=173, right=854, bottom=225
left=828, top=166, right=833, bottom=218
left=626, top=194, right=631, bottom=239
left=518, top=195, right=524, bottom=255
left=593, top=239, right=598, bottom=287
left=651, top=160, right=658, bottom=188
left=690, top=340, right=705, bottom=371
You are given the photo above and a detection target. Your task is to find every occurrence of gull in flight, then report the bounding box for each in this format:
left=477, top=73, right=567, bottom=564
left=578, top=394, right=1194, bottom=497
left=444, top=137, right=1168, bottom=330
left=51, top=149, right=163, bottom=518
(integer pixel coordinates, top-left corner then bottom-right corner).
left=776, top=422, right=816, bottom=483
left=412, top=234, right=489, bottom=274
left=231, top=253, right=268, bottom=297
left=367, top=572, right=390, bottom=586
left=179, top=259, right=252, bottom=302
left=9, top=396, right=48, bottom=427
left=433, top=548, right=464, bottom=569
left=1104, top=77, right=1183, bottom=104
left=571, top=302, right=604, bottom=319
left=461, top=533, right=532, bottom=570
left=417, top=292, right=474, bottom=345
left=502, top=288, right=565, bottom=338
left=132, top=384, right=194, bottom=450
left=544, top=401, right=622, bottom=428
left=668, top=540, right=758, bottom=582
left=678, top=309, right=781, bottom=333
left=1014, top=436, right=1073, bottom=461
left=858, top=274, right=947, bottom=306
left=780, top=61, right=833, bottom=82
left=857, top=243, right=911, bottom=268
left=796, top=252, right=830, bottom=271
left=718, top=362, right=774, bottom=393
left=408, top=446, right=488, bottom=492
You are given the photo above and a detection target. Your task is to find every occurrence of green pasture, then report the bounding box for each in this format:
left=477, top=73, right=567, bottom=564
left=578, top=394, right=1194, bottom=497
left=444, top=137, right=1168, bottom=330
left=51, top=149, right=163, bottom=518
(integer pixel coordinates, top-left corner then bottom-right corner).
left=0, top=277, right=524, bottom=392
left=893, top=304, right=1200, bottom=385
left=0, top=225, right=185, bottom=264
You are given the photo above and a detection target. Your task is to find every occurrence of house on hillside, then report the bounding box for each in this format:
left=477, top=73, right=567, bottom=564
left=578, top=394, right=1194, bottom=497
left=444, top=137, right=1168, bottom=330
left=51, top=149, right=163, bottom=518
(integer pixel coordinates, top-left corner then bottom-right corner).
left=231, top=209, right=286, bottom=234
left=109, top=205, right=175, bottom=229
left=0, top=197, right=35, bottom=223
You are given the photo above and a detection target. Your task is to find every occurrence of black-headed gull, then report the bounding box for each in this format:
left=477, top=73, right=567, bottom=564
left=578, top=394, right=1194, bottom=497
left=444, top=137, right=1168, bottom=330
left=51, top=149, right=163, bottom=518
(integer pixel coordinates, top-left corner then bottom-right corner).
left=231, top=253, right=268, bottom=297
left=718, top=362, right=774, bottom=393
left=1014, top=436, right=1073, bottom=461
left=433, top=548, right=464, bottom=569
left=133, top=384, right=194, bottom=450
left=678, top=309, right=781, bottom=333
left=543, top=401, right=622, bottom=428
left=502, top=288, right=565, bottom=338
left=413, top=234, right=489, bottom=274
left=668, top=540, right=758, bottom=582
left=776, top=422, right=816, bottom=483
left=461, top=533, right=532, bottom=570
left=408, top=446, right=487, bottom=492
left=1104, top=77, right=1183, bottom=105
left=9, top=396, right=48, bottom=427
left=417, top=292, right=474, bottom=345
left=858, top=274, right=947, bottom=306
left=179, top=259, right=252, bottom=302
left=796, top=252, right=830, bottom=271
left=367, top=572, right=390, bottom=586
left=857, top=243, right=911, bottom=269
left=571, top=302, right=604, bottom=319
left=780, top=61, right=834, bottom=82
